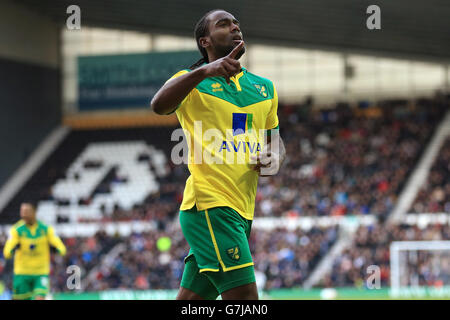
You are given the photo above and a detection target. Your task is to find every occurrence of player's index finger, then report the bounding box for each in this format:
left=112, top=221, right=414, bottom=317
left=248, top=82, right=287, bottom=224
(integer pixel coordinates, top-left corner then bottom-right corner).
left=228, top=41, right=244, bottom=59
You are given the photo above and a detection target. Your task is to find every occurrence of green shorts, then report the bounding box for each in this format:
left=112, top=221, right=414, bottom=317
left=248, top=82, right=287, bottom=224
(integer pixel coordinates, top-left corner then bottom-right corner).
left=13, top=274, right=49, bottom=300
left=179, top=206, right=256, bottom=299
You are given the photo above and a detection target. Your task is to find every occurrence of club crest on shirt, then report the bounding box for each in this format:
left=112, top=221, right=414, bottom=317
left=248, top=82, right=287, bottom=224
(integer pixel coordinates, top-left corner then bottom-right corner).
left=253, top=84, right=268, bottom=98
left=211, top=82, right=223, bottom=92
left=227, top=246, right=240, bottom=261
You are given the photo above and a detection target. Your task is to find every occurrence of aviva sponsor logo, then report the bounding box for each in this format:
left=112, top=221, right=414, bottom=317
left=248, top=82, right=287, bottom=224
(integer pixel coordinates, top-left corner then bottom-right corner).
left=219, top=140, right=261, bottom=154
left=221, top=112, right=260, bottom=154
left=211, top=82, right=223, bottom=92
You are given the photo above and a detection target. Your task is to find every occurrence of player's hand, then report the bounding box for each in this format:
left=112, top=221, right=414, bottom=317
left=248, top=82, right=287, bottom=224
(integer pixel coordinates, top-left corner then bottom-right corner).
left=251, top=151, right=280, bottom=177
left=201, top=41, right=244, bottom=84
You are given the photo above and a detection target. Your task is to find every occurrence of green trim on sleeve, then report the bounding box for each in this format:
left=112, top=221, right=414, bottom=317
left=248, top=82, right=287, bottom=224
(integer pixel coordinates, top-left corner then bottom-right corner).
left=266, top=125, right=279, bottom=137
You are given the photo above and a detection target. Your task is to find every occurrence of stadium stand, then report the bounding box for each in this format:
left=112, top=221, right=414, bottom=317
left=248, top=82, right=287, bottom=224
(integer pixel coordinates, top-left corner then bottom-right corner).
left=1, top=99, right=446, bottom=226
left=0, top=97, right=449, bottom=296
left=409, top=137, right=450, bottom=214
left=255, top=98, right=447, bottom=219
left=251, top=225, right=338, bottom=289
left=0, top=127, right=188, bottom=225
left=318, top=222, right=450, bottom=288
left=1, top=224, right=338, bottom=292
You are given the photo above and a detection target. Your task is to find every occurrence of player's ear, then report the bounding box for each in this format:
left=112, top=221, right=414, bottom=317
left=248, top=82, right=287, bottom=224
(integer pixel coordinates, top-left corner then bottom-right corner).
left=199, top=36, right=211, bottom=49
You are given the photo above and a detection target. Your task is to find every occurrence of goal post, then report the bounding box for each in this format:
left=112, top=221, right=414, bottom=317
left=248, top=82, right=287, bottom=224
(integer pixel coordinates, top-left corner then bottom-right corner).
left=390, top=241, right=450, bottom=298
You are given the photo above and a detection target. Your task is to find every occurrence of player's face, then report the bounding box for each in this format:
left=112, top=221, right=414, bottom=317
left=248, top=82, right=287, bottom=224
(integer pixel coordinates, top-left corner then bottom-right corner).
left=205, top=11, right=245, bottom=60
left=20, top=203, right=36, bottom=225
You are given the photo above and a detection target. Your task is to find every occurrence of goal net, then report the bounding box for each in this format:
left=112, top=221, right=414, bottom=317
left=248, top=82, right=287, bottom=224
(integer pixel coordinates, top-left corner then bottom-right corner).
left=390, top=241, right=450, bottom=298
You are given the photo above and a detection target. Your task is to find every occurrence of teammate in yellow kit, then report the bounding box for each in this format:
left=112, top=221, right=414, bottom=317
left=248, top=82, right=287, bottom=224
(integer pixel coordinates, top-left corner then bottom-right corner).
left=3, top=202, right=66, bottom=300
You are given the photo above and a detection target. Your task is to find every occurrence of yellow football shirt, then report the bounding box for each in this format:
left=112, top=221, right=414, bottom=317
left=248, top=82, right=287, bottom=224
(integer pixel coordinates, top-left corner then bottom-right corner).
left=167, top=66, right=279, bottom=220
left=3, top=220, right=67, bottom=275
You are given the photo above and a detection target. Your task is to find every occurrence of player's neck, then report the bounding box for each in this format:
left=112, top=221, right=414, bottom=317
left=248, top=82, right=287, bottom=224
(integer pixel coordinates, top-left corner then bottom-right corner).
left=25, top=220, right=37, bottom=227
left=207, top=49, right=238, bottom=64
left=207, top=52, right=221, bottom=63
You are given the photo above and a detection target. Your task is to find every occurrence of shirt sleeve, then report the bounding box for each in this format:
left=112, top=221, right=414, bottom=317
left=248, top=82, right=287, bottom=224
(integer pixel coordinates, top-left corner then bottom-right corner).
left=164, top=69, right=192, bottom=114
left=3, top=228, right=19, bottom=259
left=265, top=83, right=279, bottom=130
left=47, top=226, right=67, bottom=256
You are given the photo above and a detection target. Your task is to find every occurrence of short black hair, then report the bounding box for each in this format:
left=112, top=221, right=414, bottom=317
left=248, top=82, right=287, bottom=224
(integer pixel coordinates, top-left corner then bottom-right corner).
left=22, top=201, right=38, bottom=211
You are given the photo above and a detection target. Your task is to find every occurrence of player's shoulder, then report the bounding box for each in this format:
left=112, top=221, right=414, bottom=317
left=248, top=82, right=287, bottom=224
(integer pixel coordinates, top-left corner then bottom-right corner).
left=244, top=69, right=276, bottom=96
left=12, top=220, right=26, bottom=231
left=245, top=69, right=273, bottom=85
left=175, top=68, right=191, bottom=75
left=168, top=69, right=191, bottom=81
left=37, top=220, right=50, bottom=232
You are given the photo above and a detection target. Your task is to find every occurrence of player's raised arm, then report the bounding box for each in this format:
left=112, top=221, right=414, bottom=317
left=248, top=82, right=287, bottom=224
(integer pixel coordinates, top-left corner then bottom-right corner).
left=3, top=228, right=19, bottom=259
left=151, top=41, right=245, bottom=115
left=151, top=67, right=208, bottom=115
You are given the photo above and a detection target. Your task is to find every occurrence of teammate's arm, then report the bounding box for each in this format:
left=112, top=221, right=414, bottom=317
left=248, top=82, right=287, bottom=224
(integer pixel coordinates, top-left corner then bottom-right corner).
left=151, top=41, right=245, bottom=115
left=47, top=226, right=66, bottom=256
left=3, top=228, right=19, bottom=259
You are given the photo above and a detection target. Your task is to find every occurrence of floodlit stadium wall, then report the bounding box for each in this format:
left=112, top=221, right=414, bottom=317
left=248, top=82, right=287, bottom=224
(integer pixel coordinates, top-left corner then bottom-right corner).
left=61, top=27, right=450, bottom=113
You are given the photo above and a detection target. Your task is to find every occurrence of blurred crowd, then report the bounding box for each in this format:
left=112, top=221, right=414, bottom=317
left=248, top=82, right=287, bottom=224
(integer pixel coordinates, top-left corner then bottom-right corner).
left=87, top=100, right=447, bottom=221
left=254, top=100, right=445, bottom=219
left=1, top=97, right=449, bottom=295
left=50, top=230, right=121, bottom=291
left=1, top=224, right=338, bottom=293
left=62, top=225, right=337, bottom=292
left=250, top=226, right=338, bottom=289
left=8, top=98, right=445, bottom=225
left=318, top=223, right=450, bottom=288
left=410, top=138, right=450, bottom=214
left=79, top=228, right=187, bottom=292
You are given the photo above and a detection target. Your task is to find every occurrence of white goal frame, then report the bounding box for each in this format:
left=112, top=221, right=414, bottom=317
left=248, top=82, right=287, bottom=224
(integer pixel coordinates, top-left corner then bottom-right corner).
left=390, top=241, right=450, bottom=293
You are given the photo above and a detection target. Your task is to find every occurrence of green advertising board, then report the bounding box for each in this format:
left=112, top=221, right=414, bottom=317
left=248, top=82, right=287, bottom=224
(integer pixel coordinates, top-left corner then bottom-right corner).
left=78, top=50, right=200, bottom=111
